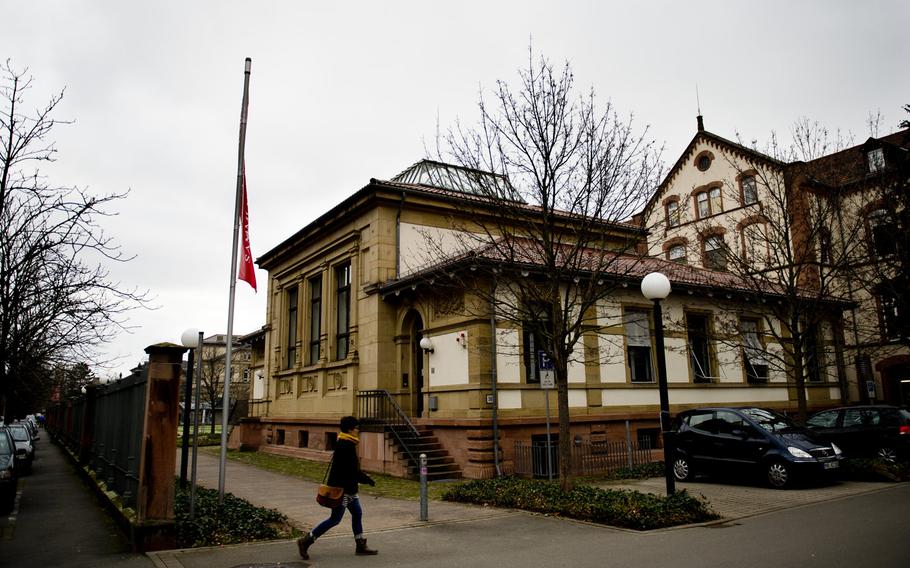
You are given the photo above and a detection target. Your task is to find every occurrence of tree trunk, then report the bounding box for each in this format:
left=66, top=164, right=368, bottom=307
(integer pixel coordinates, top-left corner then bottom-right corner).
left=556, top=363, right=573, bottom=491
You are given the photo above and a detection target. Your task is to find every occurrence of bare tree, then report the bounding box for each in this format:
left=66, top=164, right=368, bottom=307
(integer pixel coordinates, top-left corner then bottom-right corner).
left=418, top=51, right=663, bottom=490
left=0, top=61, right=146, bottom=417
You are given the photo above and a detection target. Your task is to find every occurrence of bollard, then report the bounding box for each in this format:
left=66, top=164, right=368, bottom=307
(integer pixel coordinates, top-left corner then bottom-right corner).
left=419, top=453, right=428, bottom=521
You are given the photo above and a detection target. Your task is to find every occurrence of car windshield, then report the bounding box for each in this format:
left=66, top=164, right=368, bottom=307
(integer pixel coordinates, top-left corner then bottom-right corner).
left=9, top=426, right=29, bottom=441
left=739, top=408, right=801, bottom=433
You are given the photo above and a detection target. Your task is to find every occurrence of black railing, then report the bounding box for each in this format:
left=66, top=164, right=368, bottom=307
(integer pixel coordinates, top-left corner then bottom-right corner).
left=357, top=390, right=421, bottom=465
left=513, top=438, right=655, bottom=478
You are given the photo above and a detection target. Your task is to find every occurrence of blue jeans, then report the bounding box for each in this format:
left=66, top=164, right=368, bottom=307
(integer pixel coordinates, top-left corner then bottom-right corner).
left=312, top=494, right=364, bottom=539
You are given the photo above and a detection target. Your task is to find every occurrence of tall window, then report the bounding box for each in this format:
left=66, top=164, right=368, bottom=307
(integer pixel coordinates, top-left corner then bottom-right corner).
left=703, top=235, right=726, bottom=270
left=741, top=319, right=768, bottom=382
left=285, top=287, right=298, bottom=369
left=867, top=208, right=898, bottom=257
left=741, top=222, right=767, bottom=264
left=696, top=192, right=709, bottom=218
left=308, top=275, right=322, bottom=365
left=880, top=287, right=909, bottom=342
left=522, top=306, right=552, bottom=384
left=625, top=310, right=653, bottom=383
left=687, top=313, right=713, bottom=382
left=335, top=263, right=351, bottom=360
left=804, top=324, right=822, bottom=383
left=742, top=175, right=758, bottom=205
left=666, top=201, right=680, bottom=227
left=867, top=148, right=885, bottom=172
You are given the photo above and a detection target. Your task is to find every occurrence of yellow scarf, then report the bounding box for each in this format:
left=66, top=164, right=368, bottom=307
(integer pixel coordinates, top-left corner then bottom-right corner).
left=338, top=432, right=359, bottom=444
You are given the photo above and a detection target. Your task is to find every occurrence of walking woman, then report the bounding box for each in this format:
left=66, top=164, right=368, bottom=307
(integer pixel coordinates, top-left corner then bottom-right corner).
left=298, top=415, right=377, bottom=558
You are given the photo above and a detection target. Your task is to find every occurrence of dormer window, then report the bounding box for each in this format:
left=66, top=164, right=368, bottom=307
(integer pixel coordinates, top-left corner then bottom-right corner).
left=867, top=148, right=885, bottom=172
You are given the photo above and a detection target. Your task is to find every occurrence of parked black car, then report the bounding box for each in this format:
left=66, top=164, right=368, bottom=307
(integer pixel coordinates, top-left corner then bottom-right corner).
left=804, top=405, right=910, bottom=462
left=0, top=426, right=18, bottom=511
left=672, top=407, right=843, bottom=488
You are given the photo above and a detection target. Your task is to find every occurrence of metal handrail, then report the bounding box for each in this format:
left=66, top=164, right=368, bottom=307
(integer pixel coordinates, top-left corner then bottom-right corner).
left=357, top=389, right=421, bottom=466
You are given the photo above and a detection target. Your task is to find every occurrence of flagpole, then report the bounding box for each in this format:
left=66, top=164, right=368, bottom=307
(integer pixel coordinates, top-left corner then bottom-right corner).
left=219, top=57, right=252, bottom=504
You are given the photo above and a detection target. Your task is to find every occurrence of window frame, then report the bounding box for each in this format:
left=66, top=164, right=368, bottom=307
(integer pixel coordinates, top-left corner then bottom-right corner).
left=740, top=318, right=769, bottom=383
left=285, top=286, right=299, bottom=369
left=866, top=208, right=898, bottom=258
left=703, top=234, right=727, bottom=270
left=668, top=244, right=687, bottom=263
left=741, top=174, right=758, bottom=205
left=686, top=312, right=714, bottom=383
left=867, top=147, right=885, bottom=172
left=666, top=200, right=680, bottom=228
left=308, top=274, right=323, bottom=365
left=335, top=262, right=352, bottom=360
left=624, top=309, right=654, bottom=383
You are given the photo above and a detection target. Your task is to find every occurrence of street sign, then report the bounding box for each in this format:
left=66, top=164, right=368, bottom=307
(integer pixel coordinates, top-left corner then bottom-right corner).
left=539, top=351, right=555, bottom=389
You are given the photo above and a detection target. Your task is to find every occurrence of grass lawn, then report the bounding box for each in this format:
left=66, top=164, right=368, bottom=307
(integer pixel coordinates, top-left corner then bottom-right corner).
left=204, top=446, right=462, bottom=501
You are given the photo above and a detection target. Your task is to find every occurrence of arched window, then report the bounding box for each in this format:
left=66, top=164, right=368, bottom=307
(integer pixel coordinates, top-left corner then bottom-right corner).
left=666, top=200, right=680, bottom=227
left=703, top=234, right=726, bottom=270
left=668, top=244, right=687, bottom=263
left=740, top=221, right=768, bottom=264
left=867, top=208, right=897, bottom=257
left=741, top=175, right=758, bottom=205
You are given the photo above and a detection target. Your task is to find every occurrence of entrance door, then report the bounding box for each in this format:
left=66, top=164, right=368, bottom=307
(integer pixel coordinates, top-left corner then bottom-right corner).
left=407, top=311, right=425, bottom=417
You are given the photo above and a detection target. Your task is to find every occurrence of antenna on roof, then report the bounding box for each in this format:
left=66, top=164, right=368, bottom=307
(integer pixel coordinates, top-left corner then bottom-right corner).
left=696, top=85, right=704, bottom=132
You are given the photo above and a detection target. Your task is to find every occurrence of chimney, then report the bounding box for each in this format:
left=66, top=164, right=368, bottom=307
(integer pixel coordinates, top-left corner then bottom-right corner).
left=697, top=115, right=705, bottom=132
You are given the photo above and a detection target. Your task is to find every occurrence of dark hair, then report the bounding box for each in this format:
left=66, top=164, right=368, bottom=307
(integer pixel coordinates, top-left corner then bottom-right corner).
left=340, top=415, right=359, bottom=433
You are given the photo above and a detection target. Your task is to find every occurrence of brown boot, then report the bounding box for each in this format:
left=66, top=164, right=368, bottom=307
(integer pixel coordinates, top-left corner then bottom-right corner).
left=355, top=537, right=378, bottom=555
left=297, top=532, right=315, bottom=559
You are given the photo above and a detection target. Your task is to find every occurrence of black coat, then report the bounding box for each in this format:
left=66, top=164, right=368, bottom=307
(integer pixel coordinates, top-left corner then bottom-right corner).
left=326, top=438, right=373, bottom=495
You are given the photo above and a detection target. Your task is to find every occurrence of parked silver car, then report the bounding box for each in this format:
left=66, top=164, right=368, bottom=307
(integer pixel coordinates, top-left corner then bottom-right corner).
left=7, top=423, right=34, bottom=474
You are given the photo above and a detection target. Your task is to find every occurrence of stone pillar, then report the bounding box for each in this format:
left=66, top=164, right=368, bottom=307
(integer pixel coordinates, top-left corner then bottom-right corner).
left=138, top=343, right=186, bottom=522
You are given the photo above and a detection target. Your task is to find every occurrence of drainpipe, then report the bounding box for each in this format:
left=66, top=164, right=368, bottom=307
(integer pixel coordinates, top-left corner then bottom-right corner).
left=396, top=192, right=406, bottom=278
left=490, top=281, right=502, bottom=477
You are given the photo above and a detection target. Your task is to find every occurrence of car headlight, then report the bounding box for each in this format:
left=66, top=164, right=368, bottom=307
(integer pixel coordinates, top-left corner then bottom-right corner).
left=788, top=446, right=812, bottom=458
left=831, top=443, right=842, bottom=456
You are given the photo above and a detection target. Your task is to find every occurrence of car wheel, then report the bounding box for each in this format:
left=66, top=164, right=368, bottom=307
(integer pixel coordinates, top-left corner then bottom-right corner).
left=766, top=460, right=791, bottom=489
left=876, top=447, right=898, bottom=463
left=673, top=455, right=694, bottom=482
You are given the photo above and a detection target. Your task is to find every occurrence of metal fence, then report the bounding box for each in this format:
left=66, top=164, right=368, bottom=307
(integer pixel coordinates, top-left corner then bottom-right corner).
left=46, top=371, right=147, bottom=511
left=513, top=438, right=654, bottom=478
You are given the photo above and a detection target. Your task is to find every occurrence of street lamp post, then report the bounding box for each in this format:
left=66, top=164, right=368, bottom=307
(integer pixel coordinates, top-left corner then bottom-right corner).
left=641, top=272, right=675, bottom=496
left=179, top=332, right=195, bottom=488
left=181, top=328, right=204, bottom=519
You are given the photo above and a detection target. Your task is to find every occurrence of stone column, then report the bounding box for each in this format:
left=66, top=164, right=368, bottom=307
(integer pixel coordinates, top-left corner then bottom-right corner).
left=138, top=343, right=186, bottom=522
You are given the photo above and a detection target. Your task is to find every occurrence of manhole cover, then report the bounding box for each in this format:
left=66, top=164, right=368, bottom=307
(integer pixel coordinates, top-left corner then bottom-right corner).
left=229, top=563, right=309, bottom=568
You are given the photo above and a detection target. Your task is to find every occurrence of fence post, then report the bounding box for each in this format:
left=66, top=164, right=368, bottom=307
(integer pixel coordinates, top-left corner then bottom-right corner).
left=138, top=343, right=187, bottom=522
left=79, top=381, right=101, bottom=465
left=625, top=420, right=633, bottom=469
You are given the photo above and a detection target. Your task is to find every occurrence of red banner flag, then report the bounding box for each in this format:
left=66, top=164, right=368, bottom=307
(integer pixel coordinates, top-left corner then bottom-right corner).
left=238, top=167, right=257, bottom=291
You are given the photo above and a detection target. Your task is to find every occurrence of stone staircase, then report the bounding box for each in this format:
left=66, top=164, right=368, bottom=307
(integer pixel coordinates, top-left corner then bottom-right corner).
left=387, top=425, right=461, bottom=480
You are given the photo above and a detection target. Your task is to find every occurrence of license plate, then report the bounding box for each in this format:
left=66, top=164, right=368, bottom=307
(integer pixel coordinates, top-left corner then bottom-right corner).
left=824, top=461, right=839, bottom=470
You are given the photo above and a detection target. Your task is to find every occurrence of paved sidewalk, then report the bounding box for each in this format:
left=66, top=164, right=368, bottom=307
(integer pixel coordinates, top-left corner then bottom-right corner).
left=148, top=451, right=902, bottom=568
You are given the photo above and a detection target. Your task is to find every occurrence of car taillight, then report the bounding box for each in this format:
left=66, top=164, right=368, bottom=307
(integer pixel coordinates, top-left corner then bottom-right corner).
left=900, top=425, right=910, bottom=435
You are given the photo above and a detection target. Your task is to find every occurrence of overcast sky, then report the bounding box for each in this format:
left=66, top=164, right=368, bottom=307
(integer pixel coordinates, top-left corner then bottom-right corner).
left=3, top=1, right=908, bottom=379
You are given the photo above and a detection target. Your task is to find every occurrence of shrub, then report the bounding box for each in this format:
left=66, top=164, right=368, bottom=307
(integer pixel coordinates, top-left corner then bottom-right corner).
left=174, top=483, right=299, bottom=547
left=443, top=476, right=718, bottom=530
left=839, top=458, right=910, bottom=482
